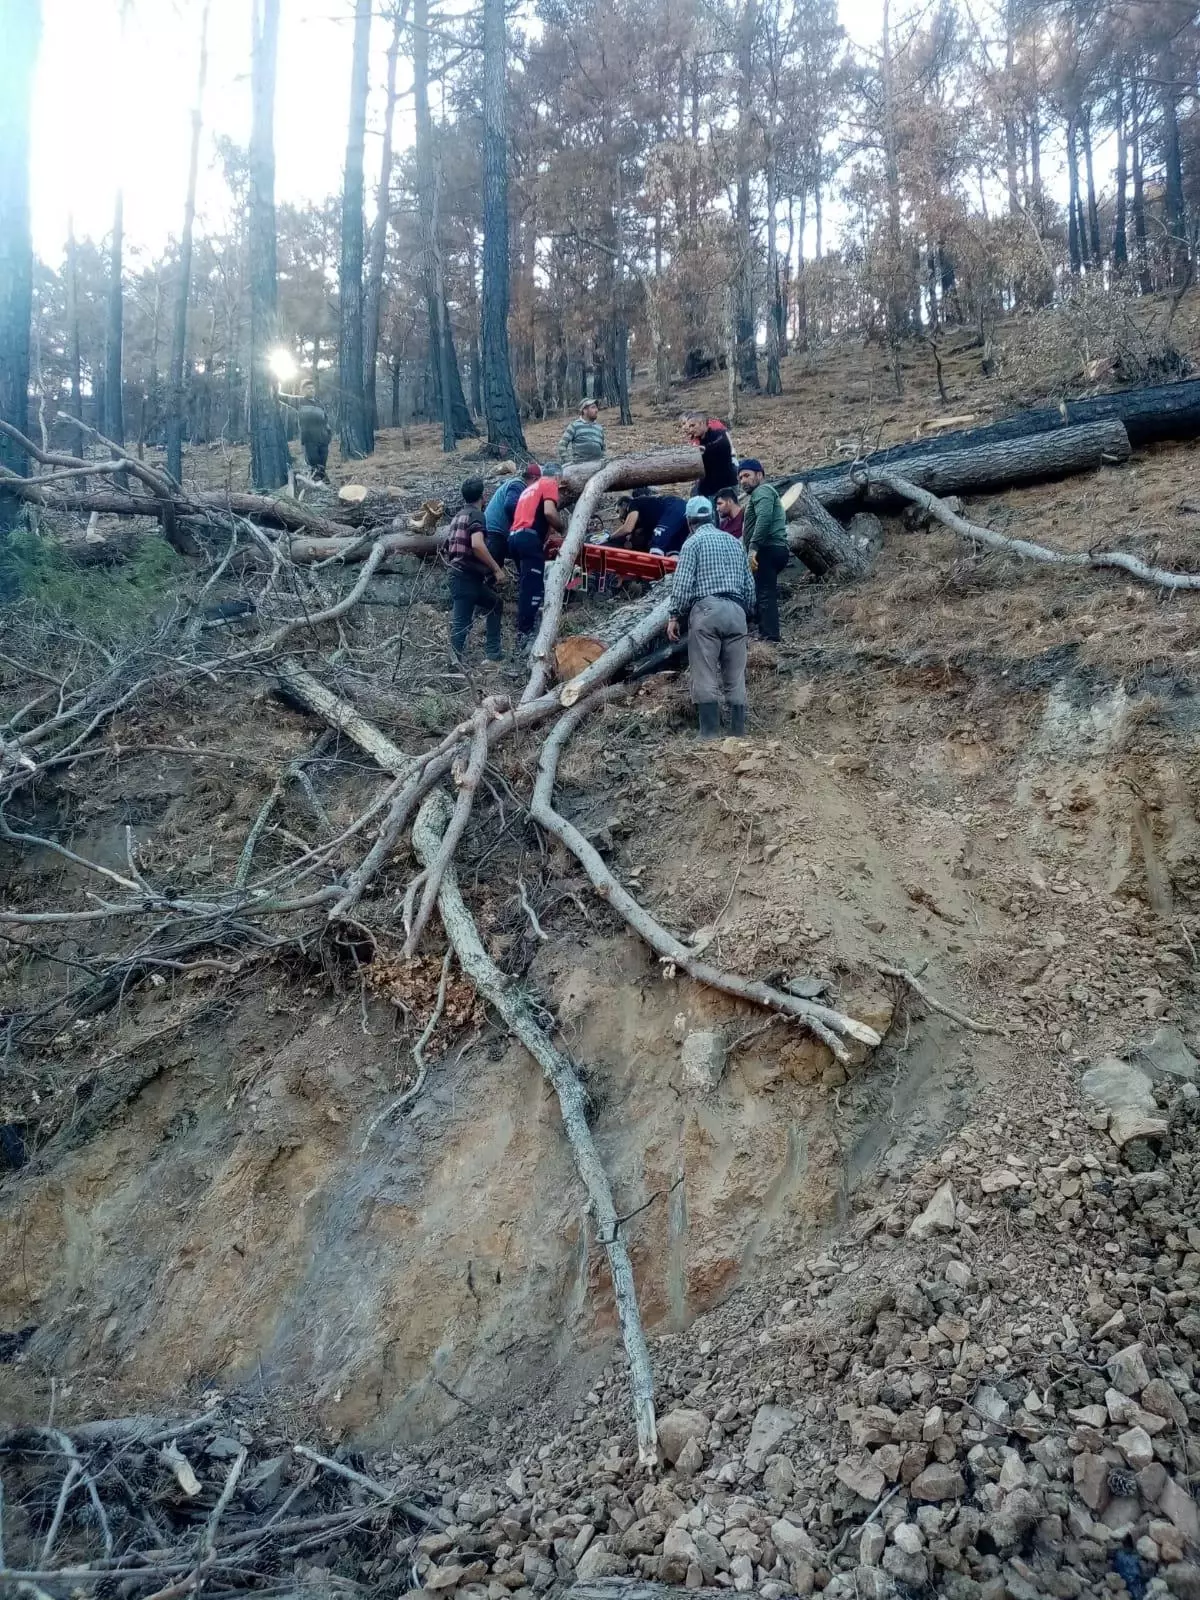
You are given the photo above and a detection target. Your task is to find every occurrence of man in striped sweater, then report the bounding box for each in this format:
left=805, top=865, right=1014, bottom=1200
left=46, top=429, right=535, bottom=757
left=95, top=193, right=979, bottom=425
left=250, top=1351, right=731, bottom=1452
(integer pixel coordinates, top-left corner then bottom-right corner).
left=558, top=399, right=605, bottom=465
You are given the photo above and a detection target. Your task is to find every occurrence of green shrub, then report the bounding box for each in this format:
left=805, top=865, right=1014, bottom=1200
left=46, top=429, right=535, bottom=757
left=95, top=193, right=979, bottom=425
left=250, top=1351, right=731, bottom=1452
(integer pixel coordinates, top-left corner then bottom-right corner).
left=0, top=526, right=183, bottom=638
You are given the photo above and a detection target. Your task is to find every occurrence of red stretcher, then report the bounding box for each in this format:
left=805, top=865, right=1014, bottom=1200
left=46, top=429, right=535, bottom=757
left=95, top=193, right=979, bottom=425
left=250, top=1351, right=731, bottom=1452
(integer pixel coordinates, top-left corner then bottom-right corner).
left=544, top=535, right=678, bottom=583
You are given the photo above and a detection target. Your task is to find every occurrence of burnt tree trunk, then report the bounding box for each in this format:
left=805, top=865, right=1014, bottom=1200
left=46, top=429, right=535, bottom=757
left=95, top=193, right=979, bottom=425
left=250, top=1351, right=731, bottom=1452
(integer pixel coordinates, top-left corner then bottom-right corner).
left=1161, top=59, right=1189, bottom=286
left=1082, top=107, right=1102, bottom=267
left=808, top=420, right=1131, bottom=513
left=414, top=0, right=475, bottom=447
left=338, top=0, right=373, bottom=458
left=104, top=189, right=125, bottom=444
left=734, top=0, right=759, bottom=393
left=480, top=0, right=526, bottom=455
left=1113, top=76, right=1128, bottom=273
left=1131, top=75, right=1152, bottom=294
left=248, top=0, right=289, bottom=490
left=0, top=0, right=39, bottom=532
left=66, top=214, right=83, bottom=437
left=1066, top=118, right=1083, bottom=274
left=166, top=0, right=210, bottom=485
left=363, top=4, right=404, bottom=443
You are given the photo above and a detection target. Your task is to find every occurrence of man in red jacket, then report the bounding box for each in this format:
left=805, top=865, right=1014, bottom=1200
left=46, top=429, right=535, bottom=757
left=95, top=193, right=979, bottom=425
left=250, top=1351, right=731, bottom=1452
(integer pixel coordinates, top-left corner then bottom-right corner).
left=509, top=464, right=564, bottom=646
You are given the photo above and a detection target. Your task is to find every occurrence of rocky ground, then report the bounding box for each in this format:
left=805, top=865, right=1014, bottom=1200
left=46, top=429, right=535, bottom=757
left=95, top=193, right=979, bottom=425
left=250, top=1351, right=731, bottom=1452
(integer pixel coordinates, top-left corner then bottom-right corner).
left=384, top=1029, right=1200, bottom=1600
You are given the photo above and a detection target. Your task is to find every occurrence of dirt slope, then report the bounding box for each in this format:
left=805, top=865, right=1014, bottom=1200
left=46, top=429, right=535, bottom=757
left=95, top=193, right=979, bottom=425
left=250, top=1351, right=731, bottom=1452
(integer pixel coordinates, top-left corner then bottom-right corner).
left=5, top=310, right=1200, bottom=1595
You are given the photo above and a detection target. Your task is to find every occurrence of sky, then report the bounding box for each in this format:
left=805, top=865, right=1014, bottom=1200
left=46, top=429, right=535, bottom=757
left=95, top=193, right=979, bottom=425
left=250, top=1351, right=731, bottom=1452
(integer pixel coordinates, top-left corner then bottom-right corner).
left=29, top=0, right=909, bottom=266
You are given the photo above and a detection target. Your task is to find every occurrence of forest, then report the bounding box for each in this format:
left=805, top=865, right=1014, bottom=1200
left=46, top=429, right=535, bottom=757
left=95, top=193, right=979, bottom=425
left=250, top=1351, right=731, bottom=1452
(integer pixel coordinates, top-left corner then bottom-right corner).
left=4, top=0, right=1200, bottom=499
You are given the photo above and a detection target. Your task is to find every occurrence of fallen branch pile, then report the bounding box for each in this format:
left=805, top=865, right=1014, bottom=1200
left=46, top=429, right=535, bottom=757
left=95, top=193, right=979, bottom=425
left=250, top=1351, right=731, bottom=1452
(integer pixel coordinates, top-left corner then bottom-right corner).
left=0, top=441, right=883, bottom=1464
left=0, top=1408, right=448, bottom=1595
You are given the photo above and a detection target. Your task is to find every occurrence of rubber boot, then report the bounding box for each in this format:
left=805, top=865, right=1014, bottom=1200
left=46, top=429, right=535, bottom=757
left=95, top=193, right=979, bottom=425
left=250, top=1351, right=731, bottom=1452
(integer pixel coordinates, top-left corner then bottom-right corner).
left=697, top=702, right=721, bottom=740
left=729, top=703, right=747, bottom=737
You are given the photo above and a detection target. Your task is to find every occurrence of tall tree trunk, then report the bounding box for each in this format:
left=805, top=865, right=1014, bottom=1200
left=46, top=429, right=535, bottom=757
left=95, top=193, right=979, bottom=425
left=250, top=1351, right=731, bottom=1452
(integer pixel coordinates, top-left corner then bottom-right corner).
left=612, top=150, right=632, bottom=426
left=167, top=0, right=210, bottom=485
left=1066, top=118, right=1083, bottom=274
left=65, top=213, right=83, bottom=435
left=1113, top=76, right=1129, bottom=272
left=881, top=0, right=908, bottom=344
left=141, top=272, right=163, bottom=453
left=1081, top=107, right=1102, bottom=266
left=363, top=3, right=405, bottom=444
left=248, top=0, right=289, bottom=490
left=1131, top=75, right=1152, bottom=293
left=1160, top=56, right=1189, bottom=285
left=480, top=0, right=526, bottom=453
left=734, top=0, right=759, bottom=393
left=414, top=0, right=473, bottom=447
left=104, top=189, right=126, bottom=444
left=1029, top=104, right=1043, bottom=229
left=1004, top=0, right=1019, bottom=216
left=0, top=0, right=39, bottom=531
left=765, top=141, right=782, bottom=395
left=338, top=0, right=372, bottom=458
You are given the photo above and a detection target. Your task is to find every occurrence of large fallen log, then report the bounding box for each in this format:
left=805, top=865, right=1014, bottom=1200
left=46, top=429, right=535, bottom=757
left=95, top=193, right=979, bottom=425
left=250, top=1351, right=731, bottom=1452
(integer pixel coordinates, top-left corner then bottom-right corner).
left=284, top=529, right=444, bottom=564
left=808, top=419, right=1130, bottom=513
left=560, top=448, right=702, bottom=499
left=794, top=375, right=1200, bottom=494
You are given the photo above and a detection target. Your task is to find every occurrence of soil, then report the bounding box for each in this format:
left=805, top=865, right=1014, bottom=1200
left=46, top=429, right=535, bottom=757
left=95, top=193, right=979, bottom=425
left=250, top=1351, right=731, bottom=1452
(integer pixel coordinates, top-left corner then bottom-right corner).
left=6, top=296, right=1200, bottom=1492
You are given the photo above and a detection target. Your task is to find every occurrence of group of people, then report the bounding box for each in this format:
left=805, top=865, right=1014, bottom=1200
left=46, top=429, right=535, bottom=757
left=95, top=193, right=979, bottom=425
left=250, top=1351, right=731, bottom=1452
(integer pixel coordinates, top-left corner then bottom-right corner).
left=446, top=404, right=791, bottom=739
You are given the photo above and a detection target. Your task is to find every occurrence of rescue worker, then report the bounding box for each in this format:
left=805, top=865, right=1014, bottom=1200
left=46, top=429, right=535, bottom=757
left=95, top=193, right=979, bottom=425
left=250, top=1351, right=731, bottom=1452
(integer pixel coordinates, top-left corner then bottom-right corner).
left=484, top=460, right=541, bottom=565
left=509, top=462, right=564, bottom=648
left=667, top=496, right=756, bottom=739
left=446, top=477, right=507, bottom=662
left=737, top=459, right=789, bottom=643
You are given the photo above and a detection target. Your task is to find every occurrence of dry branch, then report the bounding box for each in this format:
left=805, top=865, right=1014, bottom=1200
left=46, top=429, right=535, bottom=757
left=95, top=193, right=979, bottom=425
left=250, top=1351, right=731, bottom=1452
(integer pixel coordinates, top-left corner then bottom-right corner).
left=871, top=468, right=1200, bottom=592
left=404, top=709, right=490, bottom=956
left=878, top=964, right=1003, bottom=1035
left=529, top=690, right=883, bottom=1061
left=412, top=788, right=659, bottom=1467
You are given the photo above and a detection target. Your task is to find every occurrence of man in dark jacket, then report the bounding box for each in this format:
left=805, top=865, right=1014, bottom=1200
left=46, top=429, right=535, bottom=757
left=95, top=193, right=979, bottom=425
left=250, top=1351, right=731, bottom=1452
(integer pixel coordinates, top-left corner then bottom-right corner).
left=447, top=477, right=507, bottom=661
left=280, top=383, right=332, bottom=481
left=683, top=412, right=737, bottom=505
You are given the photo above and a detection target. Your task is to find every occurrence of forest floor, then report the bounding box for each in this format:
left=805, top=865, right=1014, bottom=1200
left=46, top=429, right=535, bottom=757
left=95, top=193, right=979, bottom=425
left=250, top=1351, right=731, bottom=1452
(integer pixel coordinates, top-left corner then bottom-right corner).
left=6, top=298, right=1200, bottom=1596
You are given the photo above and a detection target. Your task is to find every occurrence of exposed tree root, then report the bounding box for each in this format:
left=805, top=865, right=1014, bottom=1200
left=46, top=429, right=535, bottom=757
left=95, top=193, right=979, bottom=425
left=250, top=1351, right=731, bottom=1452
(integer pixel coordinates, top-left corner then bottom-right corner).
left=412, top=788, right=659, bottom=1467
left=878, top=963, right=1004, bottom=1035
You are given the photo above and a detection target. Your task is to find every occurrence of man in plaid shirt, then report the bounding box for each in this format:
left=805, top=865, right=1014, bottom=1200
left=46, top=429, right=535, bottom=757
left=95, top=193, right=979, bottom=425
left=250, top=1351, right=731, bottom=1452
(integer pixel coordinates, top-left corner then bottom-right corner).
left=667, top=497, right=756, bottom=739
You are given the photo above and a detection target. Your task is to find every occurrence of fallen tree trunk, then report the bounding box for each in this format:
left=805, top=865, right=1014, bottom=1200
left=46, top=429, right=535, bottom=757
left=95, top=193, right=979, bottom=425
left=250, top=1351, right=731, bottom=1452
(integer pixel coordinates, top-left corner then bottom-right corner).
left=795, top=375, right=1200, bottom=492
left=781, top=483, right=873, bottom=578
left=559, top=448, right=701, bottom=499
left=809, top=419, right=1130, bottom=514
left=872, top=468, right=1200, bottom=592
left=275, top=658, right=411, bottom=770
left=411, top=787, right=659, bottom=1468
left=284, top=529, right=444, bottom=564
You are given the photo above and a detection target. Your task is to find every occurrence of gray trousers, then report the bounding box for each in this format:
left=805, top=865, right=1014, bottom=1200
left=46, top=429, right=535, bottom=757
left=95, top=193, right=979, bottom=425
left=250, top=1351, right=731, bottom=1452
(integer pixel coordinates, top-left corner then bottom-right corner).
left=687, top=596, right=748, bottom=705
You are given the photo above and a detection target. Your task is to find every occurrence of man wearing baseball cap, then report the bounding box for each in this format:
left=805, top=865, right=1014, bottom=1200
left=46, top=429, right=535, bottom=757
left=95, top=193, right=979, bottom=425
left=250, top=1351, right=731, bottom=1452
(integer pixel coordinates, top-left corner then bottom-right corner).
left=666, top=496, right=756, bottom=739
left=737, top=459, right=789, bottom=643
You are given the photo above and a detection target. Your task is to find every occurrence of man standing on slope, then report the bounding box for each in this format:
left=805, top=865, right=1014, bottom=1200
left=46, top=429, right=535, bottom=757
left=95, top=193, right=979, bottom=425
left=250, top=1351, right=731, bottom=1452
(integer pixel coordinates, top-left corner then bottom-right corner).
left=509, top=463, right=564, bottom=648
left=738, top=459, right=790, bottom=643
left=667, top=496, right=756, bottom=739
left=447, top=476, right=507, bottom=663
left=558, top=399, right=605, bottom=465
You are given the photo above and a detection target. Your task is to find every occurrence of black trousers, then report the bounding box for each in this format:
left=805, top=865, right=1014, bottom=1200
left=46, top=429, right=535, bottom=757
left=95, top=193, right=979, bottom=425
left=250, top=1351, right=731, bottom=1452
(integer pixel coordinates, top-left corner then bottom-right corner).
left=753, top=544, right=790, bottom=641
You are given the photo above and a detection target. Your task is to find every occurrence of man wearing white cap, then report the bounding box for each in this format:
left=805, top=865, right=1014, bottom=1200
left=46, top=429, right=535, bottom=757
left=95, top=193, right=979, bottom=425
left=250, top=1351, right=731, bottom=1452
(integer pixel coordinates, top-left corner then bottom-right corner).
left=666, top=497, right=756, bottom=739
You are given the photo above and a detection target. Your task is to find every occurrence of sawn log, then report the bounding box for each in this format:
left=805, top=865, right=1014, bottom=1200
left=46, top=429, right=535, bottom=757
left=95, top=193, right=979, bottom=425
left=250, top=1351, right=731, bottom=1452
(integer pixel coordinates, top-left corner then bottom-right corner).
left=794, top=375, right=1200, bottom=494
left=559, top=448, right=702, bottom=498
left=806, top=418, right=1130, bottom=513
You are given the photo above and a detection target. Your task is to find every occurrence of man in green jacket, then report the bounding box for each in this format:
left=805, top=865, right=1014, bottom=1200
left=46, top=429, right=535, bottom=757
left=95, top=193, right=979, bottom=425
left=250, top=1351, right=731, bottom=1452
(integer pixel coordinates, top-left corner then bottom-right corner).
left=738, top=459, right=789, bottom=642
